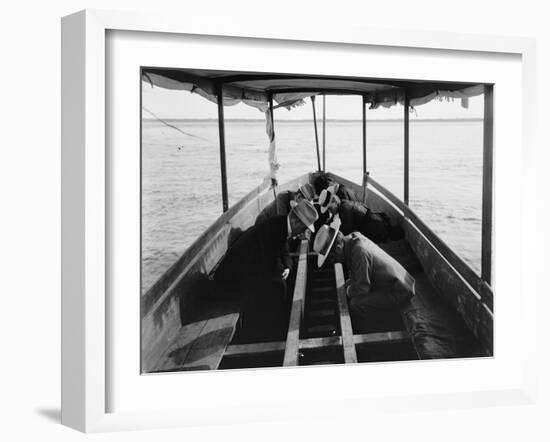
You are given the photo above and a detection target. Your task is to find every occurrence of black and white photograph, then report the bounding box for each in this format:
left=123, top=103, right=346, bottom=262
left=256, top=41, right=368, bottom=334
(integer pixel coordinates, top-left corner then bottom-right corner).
left=140, top=67, right=494, bottom=373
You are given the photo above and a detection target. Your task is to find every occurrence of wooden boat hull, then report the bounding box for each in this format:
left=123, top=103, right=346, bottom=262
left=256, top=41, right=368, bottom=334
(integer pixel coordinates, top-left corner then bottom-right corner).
left=141, top=172, right=493, bottom=372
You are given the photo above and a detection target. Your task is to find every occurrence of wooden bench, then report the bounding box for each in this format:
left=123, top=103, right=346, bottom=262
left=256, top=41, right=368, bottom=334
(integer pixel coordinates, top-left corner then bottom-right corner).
left=152, top=301, right=240, bottom=372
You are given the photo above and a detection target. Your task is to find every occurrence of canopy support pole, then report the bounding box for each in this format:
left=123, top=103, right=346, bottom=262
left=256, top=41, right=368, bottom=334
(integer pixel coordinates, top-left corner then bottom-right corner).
left=481, top=85, right=494, bottom=284
left=322, top=94, right=326, bottom=172
left=268, top=93, right=278, bottom=204
left=362, top=95, right=367, bottom=176
left=311, top=96, right=322, bottom=172
left=216, top=85, right=229, bottom=212
left=362, top=96, right=369, bottom=203
left=404, top=92, right=410, bottom=206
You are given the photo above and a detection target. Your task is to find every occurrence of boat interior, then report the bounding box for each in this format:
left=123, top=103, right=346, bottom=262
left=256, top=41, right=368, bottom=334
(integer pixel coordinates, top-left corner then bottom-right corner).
left=141, top=172, right=492, bottom=373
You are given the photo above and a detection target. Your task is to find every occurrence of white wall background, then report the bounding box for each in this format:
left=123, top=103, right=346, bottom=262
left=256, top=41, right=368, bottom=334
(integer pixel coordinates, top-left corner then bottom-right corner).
left=0, top=1, right=547, bottom=441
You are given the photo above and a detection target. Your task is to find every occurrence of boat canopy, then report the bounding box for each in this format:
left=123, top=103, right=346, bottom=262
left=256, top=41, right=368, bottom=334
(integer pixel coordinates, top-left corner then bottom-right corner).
left=142, top=68, right=485, bottom=110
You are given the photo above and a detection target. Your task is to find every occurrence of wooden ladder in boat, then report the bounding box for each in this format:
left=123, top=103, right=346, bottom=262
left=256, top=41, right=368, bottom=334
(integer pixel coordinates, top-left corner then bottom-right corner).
left=223, top=239, right=412, bottom=367
left=283, top=240, right=358, bottom=365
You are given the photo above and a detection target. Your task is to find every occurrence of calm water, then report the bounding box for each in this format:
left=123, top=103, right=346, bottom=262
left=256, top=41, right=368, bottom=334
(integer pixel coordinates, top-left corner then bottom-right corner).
left=142, top=119, right=483, bottom=293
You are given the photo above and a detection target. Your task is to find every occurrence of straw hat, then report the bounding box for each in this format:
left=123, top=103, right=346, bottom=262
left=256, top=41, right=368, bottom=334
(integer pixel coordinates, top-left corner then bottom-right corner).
left=318, top=185, right=338, bottom=214
left=313, top=215, right=341, bottom=267
left=290, top=199, right=319, bottom=233
left=298, top=183, right=316, bottom=201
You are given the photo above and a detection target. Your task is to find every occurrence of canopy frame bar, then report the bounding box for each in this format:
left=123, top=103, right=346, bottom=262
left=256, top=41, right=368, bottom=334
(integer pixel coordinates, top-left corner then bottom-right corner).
left=268, top=92, right=278, bottom=203
left=270, top=87, right=379, bottom=96
left=362, top=95, right=367, bottom=176
left=404, top=92, right=410, bottom=205
left=216, top=84, right=229, bottom=212
left=175, top=71, right=480, bottom=89
left=322, top=94, right=326, bottom=171
left=311, top=96, right=322, bottom=171
left=218, top=73, right=411, bottom=87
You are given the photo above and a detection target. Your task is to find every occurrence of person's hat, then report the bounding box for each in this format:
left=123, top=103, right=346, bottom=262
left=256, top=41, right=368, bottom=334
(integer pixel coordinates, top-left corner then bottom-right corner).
left=313, top=215, right=341, bottom=267
left=298, top=183, right=316, bottom=201
left=290, top=199, right=318, bottom=232
left=318, top=185, right=338, bottom=214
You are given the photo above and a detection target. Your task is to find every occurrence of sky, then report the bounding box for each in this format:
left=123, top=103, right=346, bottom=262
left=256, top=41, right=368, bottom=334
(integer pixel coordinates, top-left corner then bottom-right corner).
left=141, top=79, right=484, bottom=121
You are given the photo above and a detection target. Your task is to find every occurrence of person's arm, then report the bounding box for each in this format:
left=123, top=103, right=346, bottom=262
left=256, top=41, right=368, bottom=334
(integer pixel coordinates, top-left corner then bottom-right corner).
left=281, top=239, right=292, bottom=273
left=346, top=242, right=373, bottom=300
left=279, top=238, right=292, bottom=279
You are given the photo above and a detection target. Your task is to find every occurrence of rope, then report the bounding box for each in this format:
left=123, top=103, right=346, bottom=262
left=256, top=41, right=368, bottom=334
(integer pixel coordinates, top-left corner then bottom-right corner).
left=142, top=107, right=210, bottom=141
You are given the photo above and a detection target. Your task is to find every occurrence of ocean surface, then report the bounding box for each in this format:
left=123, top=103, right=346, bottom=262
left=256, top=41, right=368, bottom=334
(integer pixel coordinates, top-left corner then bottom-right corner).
left=142, top=119, right=483, bottom=293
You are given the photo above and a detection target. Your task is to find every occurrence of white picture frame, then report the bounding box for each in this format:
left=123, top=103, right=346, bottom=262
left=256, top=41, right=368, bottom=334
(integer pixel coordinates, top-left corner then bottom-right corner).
left=61, top=9, right=537, bottom=433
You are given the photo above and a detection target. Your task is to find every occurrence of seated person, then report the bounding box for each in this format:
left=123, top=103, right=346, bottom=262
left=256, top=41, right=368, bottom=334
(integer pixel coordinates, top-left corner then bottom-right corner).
left=318, top=185, right=341, bottom=216
left=314, top=175, right=401, bottom=243
left=339, top=199, right=369, bottom=235
left=312, top=173, right=358, bottom=201
left=289, top=183, right=318, bottom=238
left=256, top=183, right=317, bottom=225
left=313, top=223, right=415, bottom=333
left=296, top=183, right=316, bottom=202
left=255, top=190, right=293, bottom=225
left=339, top=199, right=400, bottom=243
left=313, top=221, right=415, bottom=334
left=314, top=185, right=341, bottom=231
left=213, top=199, right=318, bottom=340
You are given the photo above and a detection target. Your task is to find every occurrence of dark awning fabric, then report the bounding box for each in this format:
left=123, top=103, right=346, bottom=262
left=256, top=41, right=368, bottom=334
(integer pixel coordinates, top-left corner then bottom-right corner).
left=142, top=68, right=485, bottom=111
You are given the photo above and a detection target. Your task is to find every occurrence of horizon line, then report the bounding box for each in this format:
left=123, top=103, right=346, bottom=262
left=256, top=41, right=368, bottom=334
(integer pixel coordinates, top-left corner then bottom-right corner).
left=143, top=117, right=483, bottom=123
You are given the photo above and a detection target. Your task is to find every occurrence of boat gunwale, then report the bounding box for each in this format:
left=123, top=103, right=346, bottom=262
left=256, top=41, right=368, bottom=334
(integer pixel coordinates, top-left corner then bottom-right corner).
left=362, top=174, right=493, bottom=311
left=141, top=173, right=312, bottom=318
left=141, top=178, right=271, bottom=317
left=327, top=171, right=492, bottom=310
